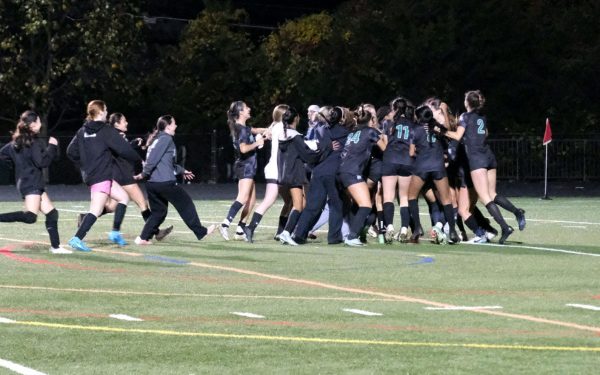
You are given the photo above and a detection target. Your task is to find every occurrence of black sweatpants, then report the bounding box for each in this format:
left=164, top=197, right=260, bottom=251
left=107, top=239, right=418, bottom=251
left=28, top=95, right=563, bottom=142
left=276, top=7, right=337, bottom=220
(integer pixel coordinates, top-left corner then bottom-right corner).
left=140, top=181, right=208, bottom=241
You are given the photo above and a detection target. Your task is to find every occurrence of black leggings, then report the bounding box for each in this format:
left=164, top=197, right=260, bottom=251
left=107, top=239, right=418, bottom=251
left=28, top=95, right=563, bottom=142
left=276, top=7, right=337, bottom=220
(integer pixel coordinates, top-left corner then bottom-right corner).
left=140, top=181, right=208, bottom=241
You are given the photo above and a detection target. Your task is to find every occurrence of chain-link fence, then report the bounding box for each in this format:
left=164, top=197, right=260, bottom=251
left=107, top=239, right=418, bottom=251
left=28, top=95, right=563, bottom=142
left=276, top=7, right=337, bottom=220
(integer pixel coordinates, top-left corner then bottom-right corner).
left=1, top=133, right=599, bottom=184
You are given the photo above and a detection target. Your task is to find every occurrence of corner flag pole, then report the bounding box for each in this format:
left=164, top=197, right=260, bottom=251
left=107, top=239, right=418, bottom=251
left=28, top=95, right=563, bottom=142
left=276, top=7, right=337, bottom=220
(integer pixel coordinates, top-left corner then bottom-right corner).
left=542, top=118, right=552, bottom=200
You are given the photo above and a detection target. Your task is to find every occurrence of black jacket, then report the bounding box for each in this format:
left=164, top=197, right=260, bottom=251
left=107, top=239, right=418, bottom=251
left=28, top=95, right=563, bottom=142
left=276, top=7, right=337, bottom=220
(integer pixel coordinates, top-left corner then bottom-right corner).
left=67, top=120, right=140, bottom=185
left=277, top=132, right=322, bottom=187
left=0, top=138, right=58, bottom=196
left=112, top=133, right=143, bottom=185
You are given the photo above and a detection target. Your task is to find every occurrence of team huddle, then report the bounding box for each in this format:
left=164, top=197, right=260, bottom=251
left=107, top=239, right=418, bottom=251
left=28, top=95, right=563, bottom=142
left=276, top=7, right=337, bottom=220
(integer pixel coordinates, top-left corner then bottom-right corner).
left=0, top=90, right=526, bottom=253
left=219, top=90, right=526, bottom=247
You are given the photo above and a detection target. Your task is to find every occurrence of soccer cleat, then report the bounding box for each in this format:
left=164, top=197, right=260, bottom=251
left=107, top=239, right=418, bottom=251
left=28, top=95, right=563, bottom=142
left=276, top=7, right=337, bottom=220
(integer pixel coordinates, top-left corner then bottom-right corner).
left=344, top=238, right=364, bottom=247
left=385, top=224, right=395, bottom=244
left=108, top=231, right=128, bottom=246
left=516, top=209, right=526, bottom=231
left=359, top=226, right=369, bottom=244
left=279, top=230, right=298, bottom=246
left=409, top=231, right=420, bottom=244
left=134, top=236, right=152, bottom=245
left=242, top=226, right=254, bottom=243
left=155, top=225, right=174, bottom=241
left=499, top=226, right=514, bottom=245
left=367, top=226, right=378, bottom=238
left=49, top=246, right=72, bottom=254
left=460, top=230, right=469, bottom=242
left=467, top=235, right=488, bottom=244
left=398, top=227, right=409, bottom=243
left=219, top=224, right=230, bottom=241
left=448, top=229, right=460, bottom=244
left=432, top=225, right=445, bottom=245
left=234, top=226, right=246, bottom=241
left=308, top=232, right=318, bottom=240
left=68, top=236, right=91, bottom=252
left=273, top=233, right=281, bottom=241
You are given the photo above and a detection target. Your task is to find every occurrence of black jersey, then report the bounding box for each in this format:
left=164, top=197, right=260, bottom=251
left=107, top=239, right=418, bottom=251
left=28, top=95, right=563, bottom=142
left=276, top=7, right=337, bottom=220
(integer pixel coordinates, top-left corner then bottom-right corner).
left=0, top=138, right=57, bottom=196
left=339, top=127, right=380, bottom=176
left=232, top=124, right=256, bottom=162
left=277, top=132, right=322, bottom=187
left=383, top=118, right=414, bottom=166
left=411, top=125, right=445, bottom=173
left=112, top=133, right=141, bottom=185
left=312, top=123, right=349, bottom=177
left=459, top=111, right=490, bottom=154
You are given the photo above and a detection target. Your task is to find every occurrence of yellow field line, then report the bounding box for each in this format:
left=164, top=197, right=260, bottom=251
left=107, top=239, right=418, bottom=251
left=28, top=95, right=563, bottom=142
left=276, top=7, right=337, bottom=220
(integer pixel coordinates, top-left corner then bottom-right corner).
left=0, top=285, right=397, bottom=302
left=4, top=320, right=599, bottom=352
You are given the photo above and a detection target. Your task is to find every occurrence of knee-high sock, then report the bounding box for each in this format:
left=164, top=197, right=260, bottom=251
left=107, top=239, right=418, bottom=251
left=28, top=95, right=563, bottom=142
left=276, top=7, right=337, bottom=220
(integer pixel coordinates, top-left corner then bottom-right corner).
left=464, top=215, right=485, bottom=237
left=248, top=212, right=263, bottom=231
left=284, top=209, right=301, bottom=233
left=400, top=206, right=410, bottom=229
left=75, top=213, right=97, bottom=240
left=224, top=201, right=243, bottom=226
left=408, top=199, right=421, bottom=233
left=493, top=195, right=519, bottom=215
left=472, top=206, right=495, bottom=232
left=442, top=204, right=456, bottom=230
left=383, top=202, right=394, bottom=227
left=277, top=215, right=288, bottom=235
left=349, top=207, right=371, bottom=240
left=427, top=200, right=444, bottom=225
left=376, top=210, right=385, bottom=233
left=485, top=202, right=509, bottom=231
left=112, top=203, right=127, bottom=231
left=0, top=211, right=37, bottom=224
left=45, top=209, right=60, bottom=248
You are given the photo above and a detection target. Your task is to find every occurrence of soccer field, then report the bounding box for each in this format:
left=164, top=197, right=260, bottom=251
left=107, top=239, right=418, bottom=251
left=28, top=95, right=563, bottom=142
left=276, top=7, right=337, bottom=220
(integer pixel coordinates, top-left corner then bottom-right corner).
left=0, top=197, right=599, bottom=374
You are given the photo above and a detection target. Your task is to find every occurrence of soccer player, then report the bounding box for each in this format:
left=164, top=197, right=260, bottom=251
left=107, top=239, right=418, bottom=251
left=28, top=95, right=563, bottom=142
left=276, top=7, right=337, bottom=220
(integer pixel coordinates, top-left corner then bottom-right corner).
left=436, top=90, right=525, bottom=244
left=66, top=100, right=140, bottom=251
left=0, top=110, right=71, bottom=254
left=133, top=115, right=215, bottom=244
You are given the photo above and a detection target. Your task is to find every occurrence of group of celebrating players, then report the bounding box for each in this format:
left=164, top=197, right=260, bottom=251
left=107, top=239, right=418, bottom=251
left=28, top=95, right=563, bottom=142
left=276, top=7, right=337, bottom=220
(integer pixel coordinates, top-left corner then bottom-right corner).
left=0, top=90, right=526, bottom=253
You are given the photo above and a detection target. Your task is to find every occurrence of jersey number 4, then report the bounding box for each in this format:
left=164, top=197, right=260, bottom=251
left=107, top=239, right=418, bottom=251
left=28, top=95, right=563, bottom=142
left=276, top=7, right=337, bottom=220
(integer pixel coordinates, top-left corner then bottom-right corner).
left=346, top=130, right=362, bottom=145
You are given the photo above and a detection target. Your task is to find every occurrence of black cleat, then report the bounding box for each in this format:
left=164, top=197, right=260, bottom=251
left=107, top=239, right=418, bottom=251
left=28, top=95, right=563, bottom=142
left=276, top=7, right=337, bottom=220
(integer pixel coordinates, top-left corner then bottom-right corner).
left=243, top=226, right=254, bottom=243
left=448, top=229, right=460, bottom=244
left=516, top=209, right=526, bottom=231
left=499, top=226, right=514, bottom=244
left=155, top=225, right=174, bottom=241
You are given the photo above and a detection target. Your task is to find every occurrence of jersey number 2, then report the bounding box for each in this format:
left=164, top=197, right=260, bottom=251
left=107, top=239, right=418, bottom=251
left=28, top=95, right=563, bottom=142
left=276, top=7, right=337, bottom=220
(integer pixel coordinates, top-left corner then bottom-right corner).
left=477, top=119, right=486, bottom=134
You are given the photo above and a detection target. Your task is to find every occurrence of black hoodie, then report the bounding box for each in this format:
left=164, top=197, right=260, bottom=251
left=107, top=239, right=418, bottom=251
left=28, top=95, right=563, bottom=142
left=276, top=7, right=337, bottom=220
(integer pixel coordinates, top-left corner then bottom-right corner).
left=67, top=120, right=140, bottom=185
left=0, top=138, right=58, bottom=196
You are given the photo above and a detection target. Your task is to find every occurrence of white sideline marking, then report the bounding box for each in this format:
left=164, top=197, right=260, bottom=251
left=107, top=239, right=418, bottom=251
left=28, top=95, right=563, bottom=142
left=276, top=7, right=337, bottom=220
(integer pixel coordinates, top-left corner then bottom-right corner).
left=231, top=312, right=265, bottom=319
left=563, top=225, right=586, bottom=229
left=566, top=304, right=600, bottom=311
left=463, top=242, right=600, bottom=257
left=342, top=309, right=383, bottom=316
left=109, top=314, right=144, bottom=322
left=425, top=306, right=503, bottom=311
left=0, top=317, right=16, bottom=323
left=0, top=358, right=47, bottom=375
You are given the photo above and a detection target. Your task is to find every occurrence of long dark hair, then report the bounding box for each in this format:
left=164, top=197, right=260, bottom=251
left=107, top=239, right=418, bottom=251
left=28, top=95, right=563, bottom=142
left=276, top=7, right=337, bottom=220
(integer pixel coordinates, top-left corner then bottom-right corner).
left=109, top=113, right=125, bottom=129
left=465, top=90, right=485, bottom=113
left=146, top=115, right=173, bottom=147
left=227, top=101, right=245, bottom=137
left=282, top=106, right=299, bottom=138
left=353, top=104, right=372, bottom=131
left=12, top=110, right=39, bottom=151
left=391, top=97, right=414, bottom=123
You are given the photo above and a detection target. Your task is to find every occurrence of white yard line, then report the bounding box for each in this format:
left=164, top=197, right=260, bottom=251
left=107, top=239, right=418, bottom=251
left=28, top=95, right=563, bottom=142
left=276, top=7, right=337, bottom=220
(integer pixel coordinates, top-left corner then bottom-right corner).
left=566, top=304, right=600, bottom=311
left=342, top=308, right=383, bottom=316
left=0, top=358, right=47, bottom=375
left=425, top=306, right=503, bottom=311
left=463, top=242, right=600, bottom=257
left=230, top=312, right=265, bottom=319
left=109, top=314, right=144, bottom=322
left=0, top=317, right=16, bottom=323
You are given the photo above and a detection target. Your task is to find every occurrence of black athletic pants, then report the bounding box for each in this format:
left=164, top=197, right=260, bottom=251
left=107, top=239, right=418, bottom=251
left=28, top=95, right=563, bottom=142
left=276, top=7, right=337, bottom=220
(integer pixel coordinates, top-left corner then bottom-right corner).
left=140, top=181, right=208, bottom=241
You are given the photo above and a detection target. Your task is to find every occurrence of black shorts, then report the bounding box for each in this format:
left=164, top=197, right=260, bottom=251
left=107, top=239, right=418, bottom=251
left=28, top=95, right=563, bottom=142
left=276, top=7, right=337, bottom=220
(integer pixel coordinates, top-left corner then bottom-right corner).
left=381, top=162, right=412, bottom=177
left=448, top=161, right=473, bottom=189
left=468, top=150, right=497, bottom=171
left=366, top=159, right=383, bottom=183
left=20, top=188, right=44, bottom=198
left=234, top=160, right=257, bottom=180
left=413, top=169, right=447, bottom=182
left=337, top=172, right=366, bottom=189
left=115, top=176, right=136, bottom=187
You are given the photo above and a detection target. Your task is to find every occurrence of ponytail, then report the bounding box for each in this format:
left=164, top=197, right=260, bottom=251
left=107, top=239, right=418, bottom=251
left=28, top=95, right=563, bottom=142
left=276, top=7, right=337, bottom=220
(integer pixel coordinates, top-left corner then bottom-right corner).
left=12, top=110, right=39, bottom=150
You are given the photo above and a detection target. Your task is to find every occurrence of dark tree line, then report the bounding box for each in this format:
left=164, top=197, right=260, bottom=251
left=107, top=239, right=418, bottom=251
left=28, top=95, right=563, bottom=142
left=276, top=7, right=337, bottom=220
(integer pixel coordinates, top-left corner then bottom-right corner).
left=1, top=0, right=598, bottom=138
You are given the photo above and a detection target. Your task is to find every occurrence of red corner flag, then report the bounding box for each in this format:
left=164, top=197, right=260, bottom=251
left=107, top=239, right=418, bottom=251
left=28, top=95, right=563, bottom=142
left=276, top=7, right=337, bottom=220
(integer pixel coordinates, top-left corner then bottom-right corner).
left=543, top=118, right=552, bottom=145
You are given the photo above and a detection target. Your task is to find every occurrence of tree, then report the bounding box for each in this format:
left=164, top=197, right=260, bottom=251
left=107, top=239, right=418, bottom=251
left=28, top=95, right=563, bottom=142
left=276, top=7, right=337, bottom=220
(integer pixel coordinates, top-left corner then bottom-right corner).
left=0, top=0, right=145, bottom=133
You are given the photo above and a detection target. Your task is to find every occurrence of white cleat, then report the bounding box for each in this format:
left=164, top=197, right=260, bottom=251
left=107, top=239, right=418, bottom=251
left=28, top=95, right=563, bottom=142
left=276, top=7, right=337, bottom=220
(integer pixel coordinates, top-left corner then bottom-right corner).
left=279, top=231, right=298, bottom=246
left=344, top=238, right=365, bottom=247
left=49, top=246, right=72, bottom=254
left=219, top=225, right=230, bottom=241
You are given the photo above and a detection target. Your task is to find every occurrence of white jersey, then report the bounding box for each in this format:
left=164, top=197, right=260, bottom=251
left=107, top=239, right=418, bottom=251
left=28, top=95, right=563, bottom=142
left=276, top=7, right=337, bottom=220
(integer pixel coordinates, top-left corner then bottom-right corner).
left=263, top=122, right=283, bottom=180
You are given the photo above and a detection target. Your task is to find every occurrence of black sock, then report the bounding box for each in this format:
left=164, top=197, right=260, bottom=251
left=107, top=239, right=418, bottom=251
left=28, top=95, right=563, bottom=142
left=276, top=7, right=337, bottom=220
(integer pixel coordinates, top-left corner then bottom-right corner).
left=112, top=203, right=127, bottom=231
left=400, top=206, right=410, bottom=229
left=284, top=209, right=301, bottom=233
left=464, top=215, right=485, bottom=237
left=442, top=204, right=456, bottom=229
left=45, top=209, right=60, bottom=248
left=248, top=212, right=263, bottom=231
left=224, top=201, right=244, bottom=225
left=0, top=211, right=37, bottom=224
left=428, top=200, right=444, bottom=226
left=383, top=202, right=394, bottom=227
left=75, top=213, right=97, bottom=240
left=408, top=199, right=421, bottom=232
left=277, top=215, right=288, bottom=234
left=349, top=207, right=371, bottom=239
left=493, top=195, right=519, bottom=215
left=456, top=209, right=466, bottom=234
left=141, top=209, right=151, bottom=221
left=237, top=221, right=246, bottom=229
left=376, top=211, right=385, bottom=232
left=365, top=212, right=376, bottom=227
left=473, top=206, right=495, bottom=232
left=485, top=202, right=509, bottom=231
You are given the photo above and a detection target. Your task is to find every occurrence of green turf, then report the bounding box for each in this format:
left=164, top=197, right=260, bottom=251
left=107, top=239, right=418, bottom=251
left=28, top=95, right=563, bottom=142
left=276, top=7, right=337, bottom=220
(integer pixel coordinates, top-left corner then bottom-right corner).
left=0, top=197, right=599, bottom=374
